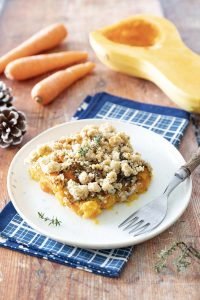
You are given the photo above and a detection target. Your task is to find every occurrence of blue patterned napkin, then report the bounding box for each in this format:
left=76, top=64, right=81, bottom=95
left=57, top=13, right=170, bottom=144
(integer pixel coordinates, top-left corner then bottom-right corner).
left=0, top=92, right=190, bottom=277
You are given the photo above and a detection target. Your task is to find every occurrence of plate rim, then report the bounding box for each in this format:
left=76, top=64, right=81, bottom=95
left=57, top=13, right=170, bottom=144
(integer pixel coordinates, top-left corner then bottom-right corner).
left=7, top=119, right=192, bottom=249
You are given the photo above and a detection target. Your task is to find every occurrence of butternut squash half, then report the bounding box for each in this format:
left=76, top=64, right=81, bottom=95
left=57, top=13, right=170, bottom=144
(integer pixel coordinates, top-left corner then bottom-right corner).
left=89, top=15, right=200, bottom=113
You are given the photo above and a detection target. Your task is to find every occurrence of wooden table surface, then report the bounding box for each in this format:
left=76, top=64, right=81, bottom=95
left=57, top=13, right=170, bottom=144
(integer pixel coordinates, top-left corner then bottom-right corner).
left=0, top=0, right=199, bottom=299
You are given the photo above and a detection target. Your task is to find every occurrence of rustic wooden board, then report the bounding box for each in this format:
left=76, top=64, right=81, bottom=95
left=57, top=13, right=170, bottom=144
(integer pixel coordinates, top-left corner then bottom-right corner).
left=0, top=0, right=199, bottom=299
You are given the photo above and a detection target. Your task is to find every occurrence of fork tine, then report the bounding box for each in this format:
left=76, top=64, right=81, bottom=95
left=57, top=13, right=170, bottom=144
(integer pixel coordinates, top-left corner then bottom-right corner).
left=130, top=223, right=150, bottom=235
left=127, top=220, right=144, bottom=233
left=134, top=218, right=165, bottom=236
left=122, top=217, right=139, bottom=231
left=118, top=211, right=137, bottom=228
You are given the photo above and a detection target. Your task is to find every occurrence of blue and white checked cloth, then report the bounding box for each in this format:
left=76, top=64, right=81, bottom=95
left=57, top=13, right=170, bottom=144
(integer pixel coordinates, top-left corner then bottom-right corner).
left=0, top=92, right=190, bottom=277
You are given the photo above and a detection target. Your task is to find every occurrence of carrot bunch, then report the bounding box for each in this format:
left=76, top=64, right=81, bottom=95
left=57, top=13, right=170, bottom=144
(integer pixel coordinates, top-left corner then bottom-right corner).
left=1, top=23, right=95, bottom=105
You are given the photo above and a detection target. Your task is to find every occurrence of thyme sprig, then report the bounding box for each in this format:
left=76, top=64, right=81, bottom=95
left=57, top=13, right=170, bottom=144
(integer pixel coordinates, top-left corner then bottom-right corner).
left=93, top=135, right=102, bottom=145
left=78, top=135, right=102, bottom=156
left=38, top=211, right=62, bottom=227
left=78, top=144, right=90, bottom=156
left=155, top=241, right=200, bottom=273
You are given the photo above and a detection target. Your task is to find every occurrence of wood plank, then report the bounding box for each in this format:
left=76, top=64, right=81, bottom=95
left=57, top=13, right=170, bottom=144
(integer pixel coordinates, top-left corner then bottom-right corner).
left=0, top=1, right=199, bottom=300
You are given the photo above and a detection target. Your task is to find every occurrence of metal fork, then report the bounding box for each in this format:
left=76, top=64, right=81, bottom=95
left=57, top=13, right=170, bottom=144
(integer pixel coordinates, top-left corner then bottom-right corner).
left=119, top=147, right=200, bottom=236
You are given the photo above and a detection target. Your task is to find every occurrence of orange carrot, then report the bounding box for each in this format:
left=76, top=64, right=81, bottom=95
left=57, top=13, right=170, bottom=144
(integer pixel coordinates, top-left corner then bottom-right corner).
left=5, top=51, right=88, bottom=80
left=31, top=62, right=95, bottom=105
left=0, top=23, right=67, bottom=74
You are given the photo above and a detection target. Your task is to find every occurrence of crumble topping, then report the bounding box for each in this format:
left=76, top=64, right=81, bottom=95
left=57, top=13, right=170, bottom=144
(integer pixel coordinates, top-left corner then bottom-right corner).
left=26, top=123, right=152, bottom=202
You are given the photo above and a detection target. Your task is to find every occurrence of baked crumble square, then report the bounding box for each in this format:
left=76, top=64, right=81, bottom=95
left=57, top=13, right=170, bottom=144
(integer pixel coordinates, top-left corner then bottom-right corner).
left=26, top=123, right=152, bottom=219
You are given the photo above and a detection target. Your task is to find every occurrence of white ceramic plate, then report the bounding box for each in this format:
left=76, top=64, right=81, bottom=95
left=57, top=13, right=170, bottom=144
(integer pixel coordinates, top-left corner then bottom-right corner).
left=7, top=119, right=192, bottom=249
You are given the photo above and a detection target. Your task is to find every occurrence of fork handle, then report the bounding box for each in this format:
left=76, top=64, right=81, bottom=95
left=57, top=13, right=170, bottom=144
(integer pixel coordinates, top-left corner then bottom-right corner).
left=183, top=147, right=200, bottom=174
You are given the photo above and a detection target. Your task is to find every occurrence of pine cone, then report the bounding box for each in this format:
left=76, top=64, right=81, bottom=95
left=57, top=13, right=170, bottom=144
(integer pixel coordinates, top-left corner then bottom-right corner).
left=0, top=81, right=14, bottom=108
left=0, top=107, right=27, bottom=148
left=191, top=114, right=200, bottom=146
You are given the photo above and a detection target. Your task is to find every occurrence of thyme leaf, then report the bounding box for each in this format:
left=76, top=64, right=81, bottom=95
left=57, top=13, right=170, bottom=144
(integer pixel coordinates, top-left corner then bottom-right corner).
left=93, top=135, right=102, bottom=145
left=78, top=135, right=102, bottom=157
left=38, top=211, right=62, bottom=227
left=78, top=144, right=90, bottom=156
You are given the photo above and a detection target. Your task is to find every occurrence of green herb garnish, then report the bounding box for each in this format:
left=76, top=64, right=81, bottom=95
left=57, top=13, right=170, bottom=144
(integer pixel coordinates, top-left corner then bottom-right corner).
left=155, top=241, right=200, bottom=273
left=78, top=144, right=90, bottom=156
left=93, top=135, right=102, bottom=145
left=38, top=211, right=62, bottom=226
left=78, top=135, right=102, bottom=156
